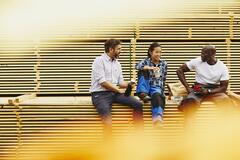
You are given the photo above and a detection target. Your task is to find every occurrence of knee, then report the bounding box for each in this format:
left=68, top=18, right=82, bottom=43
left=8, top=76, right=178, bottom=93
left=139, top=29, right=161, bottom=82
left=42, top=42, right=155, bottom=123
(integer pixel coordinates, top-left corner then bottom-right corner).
left=212, top=93, right=233, bottom=106
left=133, top=100, right=143, bottom=111
left=213, top=93, right=229, bottom=100
left=151, top=92, right=161, bottom=99
left=178, top=98, right=199, bottom=112
left=136, top=100, right=143, bottom=108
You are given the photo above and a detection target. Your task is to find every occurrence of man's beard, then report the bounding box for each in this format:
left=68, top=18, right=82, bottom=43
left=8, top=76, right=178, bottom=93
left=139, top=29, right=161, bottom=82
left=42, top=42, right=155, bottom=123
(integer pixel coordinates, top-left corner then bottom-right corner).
left=201, top=57, right=207, bottom=62
left=114, top=53, right=120, bottom=59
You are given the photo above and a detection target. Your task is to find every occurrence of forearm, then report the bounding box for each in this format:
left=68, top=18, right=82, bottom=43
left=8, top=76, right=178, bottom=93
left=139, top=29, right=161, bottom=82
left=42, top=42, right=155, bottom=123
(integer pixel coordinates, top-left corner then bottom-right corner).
left=119, top=81, right=128, bottom=89
left=176, top=69, right=191, bottom=92
left=143, top=66, right=154, bottom=71
left=210, top=86, right=227, bottom=94
left=101, top=81, right=121, bottom=93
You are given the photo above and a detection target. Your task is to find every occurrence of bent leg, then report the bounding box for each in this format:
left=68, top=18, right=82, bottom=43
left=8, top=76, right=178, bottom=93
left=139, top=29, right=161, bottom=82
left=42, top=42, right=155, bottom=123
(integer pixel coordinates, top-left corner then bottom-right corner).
left=113, top=93, right=143, bottom=128
left=136, top=75, right=151, bottom=102
left=178, top=91, right=203, bottom=128
left=149, top=86, right=165, bottom=127
left=92, top=92, right=113, bottom=137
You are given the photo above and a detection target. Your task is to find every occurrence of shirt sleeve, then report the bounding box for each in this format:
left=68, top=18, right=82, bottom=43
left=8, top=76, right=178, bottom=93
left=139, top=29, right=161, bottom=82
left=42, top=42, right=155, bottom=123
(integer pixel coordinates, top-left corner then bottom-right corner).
left=92, top=57, right=106, bottom=84
left=220, top=65, right=229, bottom=81
left=135, top=59, right=147, bottom=70
left=118, top=64, right=124, bottom=85
left=186, top=58, right=199, bottom=70
left=163, top=61, right=168, bottom=82
left=161, top=61, right=168, bottom=90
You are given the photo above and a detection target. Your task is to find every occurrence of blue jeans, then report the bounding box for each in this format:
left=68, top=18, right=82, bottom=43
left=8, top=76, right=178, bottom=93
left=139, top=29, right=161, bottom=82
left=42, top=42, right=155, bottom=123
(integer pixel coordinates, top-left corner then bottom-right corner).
left=91, top=91, right=143, bottom=126
left=136, top=75, right=165, bottom=121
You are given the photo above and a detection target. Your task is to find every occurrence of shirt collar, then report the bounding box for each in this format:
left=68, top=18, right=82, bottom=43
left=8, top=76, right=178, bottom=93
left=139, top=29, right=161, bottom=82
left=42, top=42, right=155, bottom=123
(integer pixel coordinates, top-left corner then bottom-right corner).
left=149, top=58, right=161, bottom=65
left=104, top=53, right=116, bottom=61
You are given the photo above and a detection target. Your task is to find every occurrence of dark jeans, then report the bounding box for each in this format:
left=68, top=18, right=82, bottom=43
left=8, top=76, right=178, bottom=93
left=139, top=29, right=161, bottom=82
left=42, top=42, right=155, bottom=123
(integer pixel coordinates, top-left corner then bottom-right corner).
left=178, top=90, right=233, bottom=112
left=178, top=89, right=234, bottom=127
left=91, top=91, right=143, bottom=126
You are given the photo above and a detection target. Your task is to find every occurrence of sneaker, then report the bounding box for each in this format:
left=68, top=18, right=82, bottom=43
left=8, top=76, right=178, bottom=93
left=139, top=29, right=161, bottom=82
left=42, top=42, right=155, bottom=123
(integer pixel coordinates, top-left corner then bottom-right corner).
left=153, top=116, right=164, bottom=129
left=139, top=93, right=151, bottom=103
left=142, top=95, right=151, bottom=103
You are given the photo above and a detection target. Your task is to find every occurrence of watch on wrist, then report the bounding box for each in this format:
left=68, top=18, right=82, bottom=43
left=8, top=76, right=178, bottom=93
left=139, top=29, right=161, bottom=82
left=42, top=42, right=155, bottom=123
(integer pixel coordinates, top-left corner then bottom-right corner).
left=208, top=89, right=212, bottom=94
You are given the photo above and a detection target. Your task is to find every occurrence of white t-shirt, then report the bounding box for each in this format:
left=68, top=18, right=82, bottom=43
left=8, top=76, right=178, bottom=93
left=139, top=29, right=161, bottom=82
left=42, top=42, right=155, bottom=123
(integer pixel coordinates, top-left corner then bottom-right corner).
left=186, top=57, right=229, bottom=85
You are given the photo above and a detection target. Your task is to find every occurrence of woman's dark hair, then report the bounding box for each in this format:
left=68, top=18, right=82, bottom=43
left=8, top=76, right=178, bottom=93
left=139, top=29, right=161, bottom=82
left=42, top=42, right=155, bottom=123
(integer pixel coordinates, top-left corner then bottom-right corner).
left=104, top=39, right=121, bottom=53
left=147, top=42, right=161, bottom=58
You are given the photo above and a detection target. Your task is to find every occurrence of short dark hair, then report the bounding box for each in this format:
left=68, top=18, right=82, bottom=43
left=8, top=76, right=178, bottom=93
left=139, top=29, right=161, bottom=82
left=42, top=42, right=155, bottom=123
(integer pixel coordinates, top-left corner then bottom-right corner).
left=147, top=42, right=161, bottom=58
left=202, top=45, right=216, bottom=55
left=104, top=39, right=121, bottom=53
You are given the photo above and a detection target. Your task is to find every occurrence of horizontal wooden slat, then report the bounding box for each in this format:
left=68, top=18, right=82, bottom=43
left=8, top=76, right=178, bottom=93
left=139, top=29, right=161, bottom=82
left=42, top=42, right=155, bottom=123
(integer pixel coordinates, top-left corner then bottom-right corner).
left=0, top=2, right=240, bottom=159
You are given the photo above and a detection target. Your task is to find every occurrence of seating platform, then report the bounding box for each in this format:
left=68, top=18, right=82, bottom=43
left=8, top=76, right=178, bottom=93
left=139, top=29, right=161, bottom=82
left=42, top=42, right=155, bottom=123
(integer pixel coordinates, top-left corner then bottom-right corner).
left=1, top=95, right=234, bottom=159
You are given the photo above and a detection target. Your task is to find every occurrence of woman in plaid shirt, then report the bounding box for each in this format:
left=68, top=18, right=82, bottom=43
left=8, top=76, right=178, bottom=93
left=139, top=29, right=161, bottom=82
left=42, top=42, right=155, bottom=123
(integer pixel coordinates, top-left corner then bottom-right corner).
left=135, top=42, right=168, bottom=128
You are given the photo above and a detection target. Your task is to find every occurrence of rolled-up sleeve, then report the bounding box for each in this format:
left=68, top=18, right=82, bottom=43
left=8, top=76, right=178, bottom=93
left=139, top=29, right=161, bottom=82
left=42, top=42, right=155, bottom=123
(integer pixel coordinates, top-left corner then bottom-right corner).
left=135, top=59, right=147, bottom=70
left=163, top=61, right=168, bottom=82
left=92, top=58, right=106, bottom=84
left=118, top=66, right=124, bottom=85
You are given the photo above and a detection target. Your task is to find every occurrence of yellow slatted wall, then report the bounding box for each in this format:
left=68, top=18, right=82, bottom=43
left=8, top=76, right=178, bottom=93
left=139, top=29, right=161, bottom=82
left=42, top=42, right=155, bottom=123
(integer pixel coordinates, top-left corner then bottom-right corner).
left=0, top=2, right=240, bottom=160
left=1, top=15, right=240, bottom=94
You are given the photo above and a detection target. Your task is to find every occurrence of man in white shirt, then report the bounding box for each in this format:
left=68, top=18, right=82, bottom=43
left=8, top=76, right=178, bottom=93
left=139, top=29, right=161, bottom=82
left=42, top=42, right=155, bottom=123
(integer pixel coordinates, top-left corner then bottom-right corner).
left=176, top=45, right=233, bottom=126
left=90, top=39, right=143, bottom=135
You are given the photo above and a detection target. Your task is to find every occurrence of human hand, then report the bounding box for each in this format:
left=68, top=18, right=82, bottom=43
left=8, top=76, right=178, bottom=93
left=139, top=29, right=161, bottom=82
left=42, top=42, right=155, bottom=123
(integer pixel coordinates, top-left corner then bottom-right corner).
left=144, top=66, right=159, bottom=71
left=117, top=89, right=125, bottom=94
left=187, top=87, right=193, bottom=94
left=201, top=89, right=209, bottom=95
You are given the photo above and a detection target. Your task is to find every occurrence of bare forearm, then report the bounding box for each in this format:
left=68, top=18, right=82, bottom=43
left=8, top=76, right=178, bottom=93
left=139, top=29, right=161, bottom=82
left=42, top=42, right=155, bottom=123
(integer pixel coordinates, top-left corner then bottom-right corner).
left=210, top=86, right=227, bottom=94
left=119, top=81, right=128, bottom=88
left=176, top=69, right=191, bottom=92
left=210, top=80, right=228, bottom=94
left=143, top=66, right=157, bottom=71
left=101, top=81, right=121, bottom=93
left=143, top=66, right=150, bottom=70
